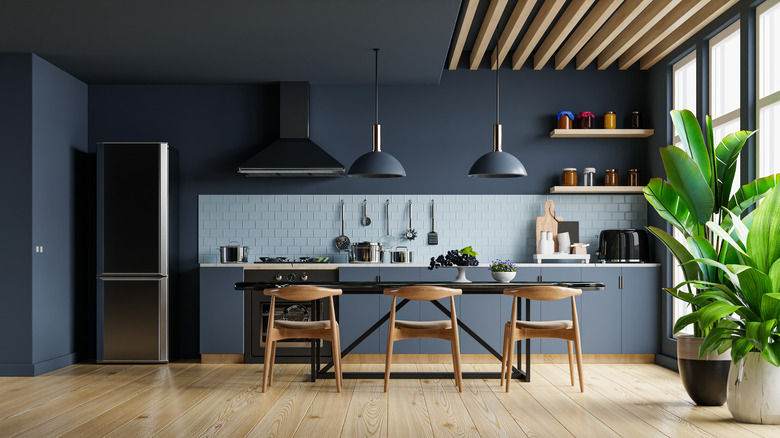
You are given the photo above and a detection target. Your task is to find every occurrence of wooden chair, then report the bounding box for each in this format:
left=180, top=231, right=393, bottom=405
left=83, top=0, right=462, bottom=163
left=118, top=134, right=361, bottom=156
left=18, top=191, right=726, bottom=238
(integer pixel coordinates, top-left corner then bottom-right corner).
left=262, top=286, right=343, bottom=393
left=500, top=286, right=584, bottom=392
left=383, top=286, right=463, bottom=392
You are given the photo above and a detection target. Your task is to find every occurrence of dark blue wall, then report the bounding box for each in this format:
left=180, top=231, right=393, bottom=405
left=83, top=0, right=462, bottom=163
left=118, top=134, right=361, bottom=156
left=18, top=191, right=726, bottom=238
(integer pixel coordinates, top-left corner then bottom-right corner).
left=0, top=54, right=34, bottom=373
left=0, top=54, right=88, bottom=375
left=90, top=66, right=650, bottom=358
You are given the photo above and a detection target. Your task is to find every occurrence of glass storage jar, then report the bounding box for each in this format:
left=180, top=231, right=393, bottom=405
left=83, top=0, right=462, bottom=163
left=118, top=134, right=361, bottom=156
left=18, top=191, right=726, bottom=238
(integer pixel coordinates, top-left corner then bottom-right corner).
left=583, top=167, right=595, bottom=186
left=605, top=169, right=619, bottom=186
left=631, top=111, right=641, bottom=128
left=556, top=111, right=574, bottom=129
left=604, top=111, right=616, bottom=129
left=576, top=111, right=594, bottom=129
left=629, top=168, right=640, bottom=186
left=562, top=168, right=578, bottom=186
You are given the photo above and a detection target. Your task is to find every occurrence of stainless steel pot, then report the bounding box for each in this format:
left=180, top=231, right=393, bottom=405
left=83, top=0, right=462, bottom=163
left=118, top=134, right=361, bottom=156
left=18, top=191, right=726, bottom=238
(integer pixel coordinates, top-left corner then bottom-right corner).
left=350, top=241, right=382, bottom=263
left=219, top=241, right=249, bottom=263
left=390, top=246, right=413, bottom=263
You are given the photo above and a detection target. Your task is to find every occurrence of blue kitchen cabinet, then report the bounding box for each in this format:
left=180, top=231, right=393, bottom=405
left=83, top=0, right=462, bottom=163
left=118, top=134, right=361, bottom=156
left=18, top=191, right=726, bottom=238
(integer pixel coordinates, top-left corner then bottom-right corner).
left=621, top=267, right=661, bottom=354
left=338, top=266, right=379, bottom=282
left=378, top=267, right=420, bottom=282
left=199, top=267, right=244, bottom=354
left=338, top=294, right=381, bottom=354
left=419, top=296, right=462, bottom=354
left=538, top=267, right=582, bottom=353
left=581, top=267, right=622, bottom=354
left=458, top=294, right=499, bottom=354
left=420, top=266, right=459, bottom=281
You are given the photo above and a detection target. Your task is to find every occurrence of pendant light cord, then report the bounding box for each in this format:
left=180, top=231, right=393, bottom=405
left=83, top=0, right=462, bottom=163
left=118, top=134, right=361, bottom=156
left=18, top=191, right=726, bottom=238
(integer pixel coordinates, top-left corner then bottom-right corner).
left=374, top=48, right=379, bottom=125
left=495, top=33, right=500, bottom=125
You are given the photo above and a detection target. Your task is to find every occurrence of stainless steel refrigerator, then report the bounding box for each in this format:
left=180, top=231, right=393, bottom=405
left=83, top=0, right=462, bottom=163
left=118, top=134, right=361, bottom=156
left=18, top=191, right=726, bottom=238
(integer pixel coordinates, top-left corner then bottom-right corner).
left=97, top=142, right=178, bottom=363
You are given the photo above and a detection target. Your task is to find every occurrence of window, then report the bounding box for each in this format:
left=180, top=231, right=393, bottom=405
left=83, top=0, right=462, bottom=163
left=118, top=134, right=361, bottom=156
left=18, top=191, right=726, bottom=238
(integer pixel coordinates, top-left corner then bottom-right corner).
left=758, top=0, right=780, bottom=178
left=671, top=51, right=697, bottom=335
left=710, top=21, right=741, bottom=194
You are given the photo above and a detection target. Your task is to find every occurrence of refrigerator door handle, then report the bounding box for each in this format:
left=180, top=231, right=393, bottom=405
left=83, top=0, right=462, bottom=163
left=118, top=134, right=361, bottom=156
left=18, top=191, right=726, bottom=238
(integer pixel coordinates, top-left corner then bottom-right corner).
left=98, top=274, right=167, bottom=281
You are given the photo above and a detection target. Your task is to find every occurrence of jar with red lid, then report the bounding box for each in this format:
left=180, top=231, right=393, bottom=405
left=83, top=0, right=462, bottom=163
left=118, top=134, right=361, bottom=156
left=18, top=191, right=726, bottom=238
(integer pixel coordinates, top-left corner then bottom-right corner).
left=576, top=111, right=594, bottom=129
left=556, top=111, right=574, bottom=129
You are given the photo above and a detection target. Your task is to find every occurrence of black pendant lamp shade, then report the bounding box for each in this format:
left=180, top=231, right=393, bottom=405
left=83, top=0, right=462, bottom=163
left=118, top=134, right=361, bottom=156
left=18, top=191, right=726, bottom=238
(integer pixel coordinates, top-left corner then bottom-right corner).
left=468, top=48, right=526, bottom=178
left=348, top=49, right=406, bottom=178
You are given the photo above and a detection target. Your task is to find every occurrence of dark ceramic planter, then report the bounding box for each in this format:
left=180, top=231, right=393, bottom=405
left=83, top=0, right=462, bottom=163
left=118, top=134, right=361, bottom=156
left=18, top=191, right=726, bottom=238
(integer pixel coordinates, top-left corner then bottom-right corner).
left=677, top=335, right=730, bottom=406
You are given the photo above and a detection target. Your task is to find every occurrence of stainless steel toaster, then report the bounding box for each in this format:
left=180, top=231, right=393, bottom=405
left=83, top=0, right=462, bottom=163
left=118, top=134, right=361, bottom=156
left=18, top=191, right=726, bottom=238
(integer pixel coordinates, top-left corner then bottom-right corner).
left=596, top=229, right=649, bottom=262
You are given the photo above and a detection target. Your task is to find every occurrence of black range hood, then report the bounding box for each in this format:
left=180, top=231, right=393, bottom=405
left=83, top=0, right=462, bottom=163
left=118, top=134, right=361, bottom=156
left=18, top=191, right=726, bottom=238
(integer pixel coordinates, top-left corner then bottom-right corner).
left=238, top=82, right=345, bottom=177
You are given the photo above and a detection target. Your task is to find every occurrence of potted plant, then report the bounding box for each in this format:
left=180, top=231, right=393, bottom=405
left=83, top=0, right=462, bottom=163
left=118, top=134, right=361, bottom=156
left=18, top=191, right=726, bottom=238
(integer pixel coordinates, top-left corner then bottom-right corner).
left=429, top=247, right=479, bottom=282
left=490, top=260, right=517, bottom=283
left=643, top=109, right=779, bottom=405
left=674, top=184, right=780, bottom=423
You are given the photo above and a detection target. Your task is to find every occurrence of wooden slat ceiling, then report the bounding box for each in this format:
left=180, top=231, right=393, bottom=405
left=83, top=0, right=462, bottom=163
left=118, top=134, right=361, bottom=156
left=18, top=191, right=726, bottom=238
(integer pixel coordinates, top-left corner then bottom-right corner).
left=448, top=0, right=741, bottom=71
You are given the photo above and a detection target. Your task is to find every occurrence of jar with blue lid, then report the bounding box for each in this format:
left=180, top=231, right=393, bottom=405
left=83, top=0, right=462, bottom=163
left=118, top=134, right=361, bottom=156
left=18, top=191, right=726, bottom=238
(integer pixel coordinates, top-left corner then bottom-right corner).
left=556, top=111, right=574, bottom=129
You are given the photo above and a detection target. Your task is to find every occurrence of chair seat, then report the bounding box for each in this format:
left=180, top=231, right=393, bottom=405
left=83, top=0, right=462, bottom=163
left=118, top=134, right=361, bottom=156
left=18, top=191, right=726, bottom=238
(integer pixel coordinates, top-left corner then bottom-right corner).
left=515, top=319, right=572, bottom=330
left=274, top=320, right=331, bottom=330
left=395, top=319, right=452, bottom=330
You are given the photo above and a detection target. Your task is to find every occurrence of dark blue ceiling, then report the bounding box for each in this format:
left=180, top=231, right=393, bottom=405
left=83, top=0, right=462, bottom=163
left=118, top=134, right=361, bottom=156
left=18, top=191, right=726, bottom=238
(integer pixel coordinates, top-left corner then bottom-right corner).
left=0, top=0, right=461, bottom=85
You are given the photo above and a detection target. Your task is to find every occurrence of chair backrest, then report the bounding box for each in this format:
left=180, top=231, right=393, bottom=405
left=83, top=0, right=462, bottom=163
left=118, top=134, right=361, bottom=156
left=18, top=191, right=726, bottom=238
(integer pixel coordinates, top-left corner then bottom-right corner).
left=264, top=286, right=342, bottom=301
left=503, top=286, right=582, bottom=301
left=383, top=286, right=462, bottom=301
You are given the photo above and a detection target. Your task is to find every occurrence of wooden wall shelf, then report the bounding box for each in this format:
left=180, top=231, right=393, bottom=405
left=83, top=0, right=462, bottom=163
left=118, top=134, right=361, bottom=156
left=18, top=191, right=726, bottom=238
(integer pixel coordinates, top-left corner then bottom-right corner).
left=549, top=129, right=654, bottom=138
left=550, top=186, right=645, bottom=194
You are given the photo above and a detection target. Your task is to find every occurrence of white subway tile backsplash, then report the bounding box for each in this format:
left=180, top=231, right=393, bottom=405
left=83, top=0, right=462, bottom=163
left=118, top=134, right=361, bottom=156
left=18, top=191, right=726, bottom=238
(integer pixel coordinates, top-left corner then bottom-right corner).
left=198, top=194, right=647, bottom=263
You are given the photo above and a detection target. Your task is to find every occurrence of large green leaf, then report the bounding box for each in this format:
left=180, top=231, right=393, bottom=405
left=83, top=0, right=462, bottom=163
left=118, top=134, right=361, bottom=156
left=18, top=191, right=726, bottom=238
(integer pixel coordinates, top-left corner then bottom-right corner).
left=671, top=109, right=712, bottom=185
left=699, top=325, right=738, bottom=357
left=707, top=220, right=749, bottom=261
left=697, top=301, right=741, bottom=329
left=764, top=340, right=780, bottom=367
left=761, top=294, right=780, bottom=324
left=660, top=145, right=715, bottom=224
left=647, top=226, right=700, bottom=282
left=747, top=186, right=780, bottom=274
left=770, top=258, right=780, bottom=295
left=732, top=337, right=755, bottom=364
left=643, top=179, right=704, bottom=237
left=736, top=267, right=773, bottom=316
left=706, top=116, right=717, bottom=202
left=714, top=130, right=754, bottom=210
left=673, top=311, right=700, bottom=334
left=688, top=236, right=718, bottom=282
left=728, top=173, right=780, bottom=214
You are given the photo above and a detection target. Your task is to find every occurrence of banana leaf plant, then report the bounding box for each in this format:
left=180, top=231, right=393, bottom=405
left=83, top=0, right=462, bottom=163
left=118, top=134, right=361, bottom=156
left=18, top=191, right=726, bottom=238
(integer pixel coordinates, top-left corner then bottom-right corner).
left=643, top=109, right=779, bottom=337
left=672, top=184, right=780, bottom=366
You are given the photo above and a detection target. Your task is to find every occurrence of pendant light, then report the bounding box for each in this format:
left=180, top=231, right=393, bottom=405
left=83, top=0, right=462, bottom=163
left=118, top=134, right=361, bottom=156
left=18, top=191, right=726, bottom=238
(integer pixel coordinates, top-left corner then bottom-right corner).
left=347, top=49, right=406, bottom=178
left=468, top=40, right=527, bottom=178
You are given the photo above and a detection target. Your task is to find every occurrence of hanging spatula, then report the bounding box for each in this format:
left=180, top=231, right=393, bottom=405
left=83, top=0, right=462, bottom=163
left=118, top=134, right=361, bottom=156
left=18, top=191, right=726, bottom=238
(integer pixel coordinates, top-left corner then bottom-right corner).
left=428, top=199, right=438, bottom=245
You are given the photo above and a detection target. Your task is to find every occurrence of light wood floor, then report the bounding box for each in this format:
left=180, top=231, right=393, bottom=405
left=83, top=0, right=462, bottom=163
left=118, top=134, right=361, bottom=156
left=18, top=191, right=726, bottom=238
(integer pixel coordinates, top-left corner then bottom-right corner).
left=1, top=360, right=778, bottom=437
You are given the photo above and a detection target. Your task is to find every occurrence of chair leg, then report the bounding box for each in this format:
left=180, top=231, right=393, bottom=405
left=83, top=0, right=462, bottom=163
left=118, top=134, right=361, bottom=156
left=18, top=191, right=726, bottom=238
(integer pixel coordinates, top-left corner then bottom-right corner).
left=567, top=340, right=575, bottom=387
left=505, top=329, right=515, bottom=392
left=450, top=339, right=462, bottom=393
left=268, top=341, right=277, bottom=387
left=574, top=335, right=584, bottom=392
left=384, top=331, right=394, bottom=392
left=500, top=323, right=510, bottom=386
left=332, top=331, right=343, bottom=393
left=262, top=335, right=274, bottom=393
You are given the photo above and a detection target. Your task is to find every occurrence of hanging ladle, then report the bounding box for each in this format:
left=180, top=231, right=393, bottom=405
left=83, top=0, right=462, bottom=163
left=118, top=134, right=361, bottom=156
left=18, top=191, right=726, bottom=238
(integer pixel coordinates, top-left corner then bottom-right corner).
left=334, top=200, right=350, bottom=251
left=361, top=199, right=371, bottom=226
left=404, top=200, right=417, bottom=240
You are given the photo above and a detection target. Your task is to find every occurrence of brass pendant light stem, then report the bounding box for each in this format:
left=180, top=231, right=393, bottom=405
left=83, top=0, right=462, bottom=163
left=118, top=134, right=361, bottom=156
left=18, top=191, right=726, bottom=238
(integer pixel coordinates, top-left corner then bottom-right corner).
left=373, top=124, right=381, bottom=152
left=493, top=124, right=502, bottom=152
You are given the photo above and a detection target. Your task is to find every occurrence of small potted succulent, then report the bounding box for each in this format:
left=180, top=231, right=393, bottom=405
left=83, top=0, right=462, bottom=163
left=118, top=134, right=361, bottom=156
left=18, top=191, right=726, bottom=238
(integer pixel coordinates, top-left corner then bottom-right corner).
left=490, top=260, right=517, bottom=283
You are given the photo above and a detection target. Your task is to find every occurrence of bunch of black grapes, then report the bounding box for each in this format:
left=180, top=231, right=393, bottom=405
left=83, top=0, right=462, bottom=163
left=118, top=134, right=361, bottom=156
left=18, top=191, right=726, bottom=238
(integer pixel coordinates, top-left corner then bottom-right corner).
left=428, top=249, right=479, bottom=269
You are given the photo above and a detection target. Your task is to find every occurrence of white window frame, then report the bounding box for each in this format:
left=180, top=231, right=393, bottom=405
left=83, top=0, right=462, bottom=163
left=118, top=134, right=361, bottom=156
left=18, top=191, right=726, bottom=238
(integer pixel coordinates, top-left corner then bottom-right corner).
left=757, top=0, right=780, bottom=178
left=710, top=20, right=742, bottom=195
left=672, top=51, right=697, bottom=145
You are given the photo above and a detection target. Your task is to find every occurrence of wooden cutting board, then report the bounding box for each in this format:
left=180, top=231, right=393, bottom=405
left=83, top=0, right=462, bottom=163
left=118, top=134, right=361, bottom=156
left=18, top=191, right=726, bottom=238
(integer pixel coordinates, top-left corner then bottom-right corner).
left=535, top=200, right=563, bottom=253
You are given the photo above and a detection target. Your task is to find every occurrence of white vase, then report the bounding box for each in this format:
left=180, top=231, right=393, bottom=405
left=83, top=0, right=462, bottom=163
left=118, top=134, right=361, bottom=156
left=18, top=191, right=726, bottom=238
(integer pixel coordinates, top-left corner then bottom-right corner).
left=727, top=352, right=780, bottom=424
left=453, top=266, right=471, bottom=283
left=491, top=271, right=516, bottom=283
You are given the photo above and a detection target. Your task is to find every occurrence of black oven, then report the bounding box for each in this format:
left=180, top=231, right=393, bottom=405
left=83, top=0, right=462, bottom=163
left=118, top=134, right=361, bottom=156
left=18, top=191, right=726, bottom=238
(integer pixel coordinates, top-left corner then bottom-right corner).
left=243, top=268, right=338, bottom=364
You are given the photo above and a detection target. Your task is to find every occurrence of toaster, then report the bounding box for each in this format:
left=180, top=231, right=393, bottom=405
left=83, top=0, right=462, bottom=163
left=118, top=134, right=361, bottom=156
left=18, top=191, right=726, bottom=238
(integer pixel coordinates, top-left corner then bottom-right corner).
left=596, top=229, right=648, bottom=262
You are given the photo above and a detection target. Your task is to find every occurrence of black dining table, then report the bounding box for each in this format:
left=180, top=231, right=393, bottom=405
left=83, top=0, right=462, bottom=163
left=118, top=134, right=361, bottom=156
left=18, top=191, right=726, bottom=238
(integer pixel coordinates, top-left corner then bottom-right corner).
left=235, top=280, right=604, bottom=383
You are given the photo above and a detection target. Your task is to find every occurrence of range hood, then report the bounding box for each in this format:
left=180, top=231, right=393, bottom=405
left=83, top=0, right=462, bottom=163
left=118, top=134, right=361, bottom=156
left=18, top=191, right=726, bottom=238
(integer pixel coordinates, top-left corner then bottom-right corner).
left=238, top=82, right=345, bottom=177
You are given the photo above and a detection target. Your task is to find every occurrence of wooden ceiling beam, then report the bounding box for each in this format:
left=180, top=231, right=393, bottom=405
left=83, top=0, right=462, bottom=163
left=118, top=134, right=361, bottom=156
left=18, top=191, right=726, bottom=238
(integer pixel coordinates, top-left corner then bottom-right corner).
left=618, top=0, right=707, bottom=70
left=491, top=0, right=538, bottom=69
left=447, top=0, right=480, bottom=70
left=575, top=0, right=651, bottom=70
left=640, top=0, right=740, bottom=70
left=469, top=0, right=509, bottom=70
left=512, top=0, right=567, bottom=70
left=596, top=0, right=680, bottom=70
left=554, top=0, right=623, bottom=70
left=533, top=0, right=595, bottom=70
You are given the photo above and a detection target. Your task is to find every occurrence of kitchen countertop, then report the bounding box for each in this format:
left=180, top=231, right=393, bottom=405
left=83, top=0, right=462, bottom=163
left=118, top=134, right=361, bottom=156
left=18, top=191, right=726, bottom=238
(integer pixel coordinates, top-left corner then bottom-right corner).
left=200, top=262, right=661, bottom=268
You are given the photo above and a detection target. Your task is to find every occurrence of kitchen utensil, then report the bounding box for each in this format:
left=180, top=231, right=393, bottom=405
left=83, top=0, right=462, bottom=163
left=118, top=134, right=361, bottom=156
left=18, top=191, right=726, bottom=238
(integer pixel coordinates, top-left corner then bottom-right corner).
left=349, top=241, right=383, bottom=263
left=535, top=200, right=562, bottom=253
left=390, top=246, right=413, bottom=263
left=596, top=229, right=648, bottom=262
left=361, top=199, right=371, bottom=226
left=219, top=241, right=249, bottom=263
left=379, top=199, right=397, bottom=250
left=557, top=232, right=571, bottom=254
left=334, top=200, right=350, bottom=251
left=404, top=200, right=417, bottom=240
left=428, top=199, right=438, bottom=245
left=558, top=221, right=579, bottom=246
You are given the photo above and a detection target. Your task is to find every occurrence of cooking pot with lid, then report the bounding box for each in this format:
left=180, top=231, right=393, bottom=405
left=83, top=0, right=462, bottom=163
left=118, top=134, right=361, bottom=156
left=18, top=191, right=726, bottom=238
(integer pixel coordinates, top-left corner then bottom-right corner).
left=350, top=241, right=382, bottom=263
left=390, top=246, right=413, bottom=263
left=219, top=241, right=250, bottom=263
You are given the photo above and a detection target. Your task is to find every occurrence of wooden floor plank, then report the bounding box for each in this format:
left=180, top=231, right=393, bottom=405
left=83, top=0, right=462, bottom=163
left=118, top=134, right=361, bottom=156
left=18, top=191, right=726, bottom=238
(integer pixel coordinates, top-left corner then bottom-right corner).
left=0, top=365, right=163, bottom=436
left=340, top=363, right=389, bottom=438
left=293, top=364, right=360, bottom=438
left=472, top=363, right=575, bottom=437
left=417, top=363, right=479, bottom=438
left=387, top=364, right=434, bottom=438
left=104, top=364, right=247, bottom=438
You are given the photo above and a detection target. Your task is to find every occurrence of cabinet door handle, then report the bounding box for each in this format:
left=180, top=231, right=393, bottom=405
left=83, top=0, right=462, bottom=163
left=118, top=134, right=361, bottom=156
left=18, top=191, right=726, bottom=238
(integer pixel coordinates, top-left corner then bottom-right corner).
left=619, top=275, right=623, bottom=289
left=376, top=275, right=381, bottom=282
left=538, top=275, right=543, bottom=282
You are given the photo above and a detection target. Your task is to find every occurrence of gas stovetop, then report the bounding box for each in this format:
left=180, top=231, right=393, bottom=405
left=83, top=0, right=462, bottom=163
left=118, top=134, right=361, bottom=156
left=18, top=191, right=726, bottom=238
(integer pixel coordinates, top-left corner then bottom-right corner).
left=255, top=256, right=331, bottom=264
